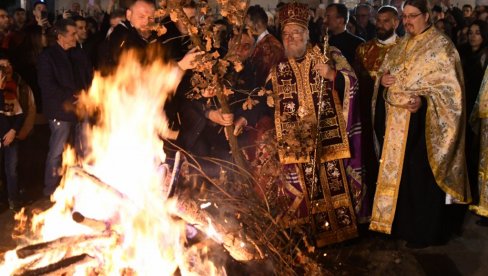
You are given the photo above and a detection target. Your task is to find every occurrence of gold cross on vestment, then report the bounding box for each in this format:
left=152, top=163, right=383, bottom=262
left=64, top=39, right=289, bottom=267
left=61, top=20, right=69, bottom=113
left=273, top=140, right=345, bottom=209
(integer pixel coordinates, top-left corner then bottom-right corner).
left=278, top=79, right=297, bottom=99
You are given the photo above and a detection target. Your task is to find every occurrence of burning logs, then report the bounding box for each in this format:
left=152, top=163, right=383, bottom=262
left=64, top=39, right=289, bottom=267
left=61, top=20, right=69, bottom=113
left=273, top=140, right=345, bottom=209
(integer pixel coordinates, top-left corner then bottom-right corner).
left=68, top=166, right=129, bottom=201
left=2, top=162, right=267, bottom=275
left=173, top=200, right=265, bottom=261
left=6, top=232, right=117, bottom=276
left=67, top=165, right=265, bottom=262
left=15, top=253, right=93, bottom=276
left=72, top=212, right=109, bottom=232
left=15, top=233, right=113, bottom=259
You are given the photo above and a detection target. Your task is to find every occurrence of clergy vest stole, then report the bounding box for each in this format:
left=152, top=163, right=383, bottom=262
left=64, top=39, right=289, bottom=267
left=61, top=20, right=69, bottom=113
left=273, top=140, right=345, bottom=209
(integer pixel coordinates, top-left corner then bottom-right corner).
left=271, top=49, right=350, bottom=164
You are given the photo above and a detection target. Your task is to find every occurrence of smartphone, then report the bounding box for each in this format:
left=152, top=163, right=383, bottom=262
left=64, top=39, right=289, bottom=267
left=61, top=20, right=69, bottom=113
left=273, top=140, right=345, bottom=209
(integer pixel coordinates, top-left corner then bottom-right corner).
left=41, top=10, right=48, bottom=20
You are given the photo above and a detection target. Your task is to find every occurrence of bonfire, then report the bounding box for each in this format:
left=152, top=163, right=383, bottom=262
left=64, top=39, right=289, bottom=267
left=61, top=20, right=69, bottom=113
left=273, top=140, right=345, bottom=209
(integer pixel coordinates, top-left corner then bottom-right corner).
left=0, top=53, right=256, bottom=275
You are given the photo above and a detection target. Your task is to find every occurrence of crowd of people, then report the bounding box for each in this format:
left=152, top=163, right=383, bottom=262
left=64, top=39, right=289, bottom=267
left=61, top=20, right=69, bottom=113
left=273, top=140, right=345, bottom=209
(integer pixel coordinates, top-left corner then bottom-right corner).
left=0, top=0, right=487, bottom=251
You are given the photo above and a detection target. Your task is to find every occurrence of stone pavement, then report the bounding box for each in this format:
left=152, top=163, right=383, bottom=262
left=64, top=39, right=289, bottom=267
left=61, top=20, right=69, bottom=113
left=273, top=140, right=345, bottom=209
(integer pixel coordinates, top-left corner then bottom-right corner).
left=0, top=201, right=487, bottom=275
left=319, top=212, right=488, bottom=275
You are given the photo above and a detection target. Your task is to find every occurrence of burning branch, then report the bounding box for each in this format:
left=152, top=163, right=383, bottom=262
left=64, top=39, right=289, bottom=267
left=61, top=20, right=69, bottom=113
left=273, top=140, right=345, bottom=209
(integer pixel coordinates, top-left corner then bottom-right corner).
left=15, top=233, right=114, bottom=259
left=72, top=212, right=109, bottom=232
left=15, top=253, right=93, bottom=276
left=68, top=166, right=129, bottom=201
left=173, top=199, right=264, bottom=261
left=68, top=165, right=263, bottom=262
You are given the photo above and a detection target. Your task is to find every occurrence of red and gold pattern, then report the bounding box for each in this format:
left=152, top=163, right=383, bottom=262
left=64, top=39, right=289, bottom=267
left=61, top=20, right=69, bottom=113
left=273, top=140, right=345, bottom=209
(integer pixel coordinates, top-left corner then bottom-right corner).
left=258, top=46, right=358, bottom=246
left=355, top=38, right=399, bottom=133
left=270, top=46, right=350, bottom=164
left=253, top=127, right=358, bottom=247
left=278, top=2, right=309, bottom=29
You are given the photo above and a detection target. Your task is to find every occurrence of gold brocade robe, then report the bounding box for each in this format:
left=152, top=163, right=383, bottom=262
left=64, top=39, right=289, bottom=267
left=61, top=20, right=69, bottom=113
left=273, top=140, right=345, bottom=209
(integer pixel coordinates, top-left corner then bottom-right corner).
left=356, top=38, right=399, bottom=79
left=470, top=67, right=488, bottom=217
left=271, top=46, right=350, bottom=164
left=354, top=38, right=399, bottom=222
left=370, top=27, right=471, bottom=234
left=266, top=46, right=358, bottom=246
left=355, top=37, right=399, bottom=150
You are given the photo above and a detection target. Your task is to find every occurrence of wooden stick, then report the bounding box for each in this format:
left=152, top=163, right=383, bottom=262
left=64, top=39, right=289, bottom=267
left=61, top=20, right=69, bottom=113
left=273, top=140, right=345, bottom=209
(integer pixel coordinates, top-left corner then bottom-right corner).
left=15, top=233, right=112, bottom=259
left=68, top=166, right=129, bottom=201
left=172, top=199, right=264, bottom=261
left=167, top=150, right=183, bottom=199
left=66, top=167, right=262, bottom=261
left=72, top=211, right=109, bottom=232
left=15, top=253, right=93, bottom=276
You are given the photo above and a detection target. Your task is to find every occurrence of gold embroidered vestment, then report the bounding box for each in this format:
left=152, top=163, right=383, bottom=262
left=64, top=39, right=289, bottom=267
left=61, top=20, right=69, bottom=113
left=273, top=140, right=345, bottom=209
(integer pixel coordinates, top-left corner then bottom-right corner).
left=266, top=46, right=358, bottom=245
left=369, top=27, right=471, bottom=234
left=470, top=67, right=488, bottom=217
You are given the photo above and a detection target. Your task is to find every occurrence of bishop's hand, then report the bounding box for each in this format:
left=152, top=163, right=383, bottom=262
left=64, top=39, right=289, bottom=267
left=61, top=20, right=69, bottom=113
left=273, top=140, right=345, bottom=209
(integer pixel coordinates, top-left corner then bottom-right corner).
left=313, top=63, right=335, bottom=81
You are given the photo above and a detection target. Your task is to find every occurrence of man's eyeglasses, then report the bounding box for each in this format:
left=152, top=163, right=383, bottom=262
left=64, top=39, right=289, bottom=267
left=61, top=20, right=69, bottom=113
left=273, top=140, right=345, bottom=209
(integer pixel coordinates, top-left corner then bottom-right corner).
left=402, top=13, right=423, bottom=20
left=282, top=30, right=305, bottom=39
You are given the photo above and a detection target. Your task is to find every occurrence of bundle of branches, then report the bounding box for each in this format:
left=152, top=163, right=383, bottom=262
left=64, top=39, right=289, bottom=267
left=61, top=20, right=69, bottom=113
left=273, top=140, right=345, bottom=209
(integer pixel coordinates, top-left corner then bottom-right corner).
left=152, top=0, right=257, bottom=178
left=176, top=151, right=330, bottom=275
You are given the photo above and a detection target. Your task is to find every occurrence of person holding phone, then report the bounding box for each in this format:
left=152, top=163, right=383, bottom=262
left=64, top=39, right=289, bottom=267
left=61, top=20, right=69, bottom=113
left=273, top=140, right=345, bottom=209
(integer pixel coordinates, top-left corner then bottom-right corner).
left=60, top=2, right=83, bottom=20
left=31, top=1, right=50, bottom=30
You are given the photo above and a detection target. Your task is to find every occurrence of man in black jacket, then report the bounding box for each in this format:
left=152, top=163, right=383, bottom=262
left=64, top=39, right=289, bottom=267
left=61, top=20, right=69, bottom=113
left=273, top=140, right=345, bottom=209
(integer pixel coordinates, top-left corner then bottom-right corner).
left=100, top=0, right=157, bottom=74
left=38, top=19, right=92, bottom=197
left=325, top=3, right=365, bottom=66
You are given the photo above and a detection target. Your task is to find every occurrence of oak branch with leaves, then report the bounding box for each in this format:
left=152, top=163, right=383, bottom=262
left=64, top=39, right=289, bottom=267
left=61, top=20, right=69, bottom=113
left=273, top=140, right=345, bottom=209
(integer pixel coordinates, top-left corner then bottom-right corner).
left=154, top=0, right=252, bottom=177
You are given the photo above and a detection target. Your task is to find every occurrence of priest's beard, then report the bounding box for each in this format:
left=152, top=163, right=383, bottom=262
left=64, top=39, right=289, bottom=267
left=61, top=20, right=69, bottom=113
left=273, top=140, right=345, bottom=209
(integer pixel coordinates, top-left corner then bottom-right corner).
left=376, top=28, right=395, bottom=41
left=285, top=43, right=307, bottom=59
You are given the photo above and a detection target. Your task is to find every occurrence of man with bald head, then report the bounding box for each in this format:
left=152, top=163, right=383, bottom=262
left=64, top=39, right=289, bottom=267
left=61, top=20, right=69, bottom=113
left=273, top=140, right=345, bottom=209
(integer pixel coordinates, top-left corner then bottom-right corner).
left=102, top=0, right=156, bottom=73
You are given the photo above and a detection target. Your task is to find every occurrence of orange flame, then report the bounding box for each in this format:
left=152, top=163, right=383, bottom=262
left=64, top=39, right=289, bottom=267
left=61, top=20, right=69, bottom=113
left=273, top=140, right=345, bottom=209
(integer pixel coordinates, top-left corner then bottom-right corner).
left=0, top=52, right=224, bottom=275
